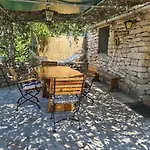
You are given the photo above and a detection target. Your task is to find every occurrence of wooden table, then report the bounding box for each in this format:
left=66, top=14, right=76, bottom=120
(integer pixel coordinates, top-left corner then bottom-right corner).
left=38, top=66, right=83, bottom=112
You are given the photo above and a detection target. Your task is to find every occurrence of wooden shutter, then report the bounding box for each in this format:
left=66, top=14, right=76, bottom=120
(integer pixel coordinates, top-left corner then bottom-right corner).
left=98, top=26, right=109, bottom=53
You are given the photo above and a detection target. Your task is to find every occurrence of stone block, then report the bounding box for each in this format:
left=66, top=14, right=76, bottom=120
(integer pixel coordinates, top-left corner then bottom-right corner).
left=128, top=79, right=137, bottom=88
left=136, top=32, right=150, bottom=37
left=131, top=59, right=138, bottom=65
left=144, top=13, right=150, bottom=20
left=144, top=53, right=150, bottom=59
left=132, top=37, right=141, bottom=42
left=141, top=37, right=150, bottom=42
left=138, top=47, right=150, bottom=52
left=129, top=71, right=137, bottom=76
left=128, top=53, right=144, bottom=59
left=130, top=47, right=139, bottom=52
left=129, top=42, right=145, bottom=48
left=143, top=60, right=150, bottom=66
left=119, top=82, right=129, bottom=93
left=136, top=20, right=149, bottom=26
left=129, top=87, right=144, bottom=97
left=137, top=72, right=149, bottom=78
left=145, top=89, right=150, bottom=95
left=127, top=66, right=147, bottom=72
left=138, top=60, right=144, bottom=66
left=137, top=84, right=150, bottom=90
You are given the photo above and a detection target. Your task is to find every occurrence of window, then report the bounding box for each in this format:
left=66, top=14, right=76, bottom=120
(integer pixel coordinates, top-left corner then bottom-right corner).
left=98, top=26, right=109, bottom=53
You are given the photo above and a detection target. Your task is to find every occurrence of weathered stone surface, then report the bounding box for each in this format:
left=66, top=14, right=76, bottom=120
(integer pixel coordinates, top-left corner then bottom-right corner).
left=0, top=84, right=150, bottom=149
left=138, top=47, right=150, bottom=52
left=137, top=84, right=150, bottom=90
left=87, top=10, right=150, bottom=98
left=137, top=72, right=149, bottom=78
left=128, top=53, right=144, bottom=59
left=127, top=66, right=147, bottom=72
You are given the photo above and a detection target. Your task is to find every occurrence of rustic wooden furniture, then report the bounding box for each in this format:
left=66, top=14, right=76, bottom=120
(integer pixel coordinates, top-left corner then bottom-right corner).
left=38, top=66, right=83, bottom=112
left=50, top=75, right=84, bottom=132
left=9, top=67, right=42, bottom=110
left=41, top=61, right=57, bottom=67
left=83, top=65, right=98, bottom=103
left=97, top=68, right=121, bottom=91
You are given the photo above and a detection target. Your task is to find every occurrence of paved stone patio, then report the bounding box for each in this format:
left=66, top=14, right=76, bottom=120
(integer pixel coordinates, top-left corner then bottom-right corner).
left=0, top=82, right=150, bottom=150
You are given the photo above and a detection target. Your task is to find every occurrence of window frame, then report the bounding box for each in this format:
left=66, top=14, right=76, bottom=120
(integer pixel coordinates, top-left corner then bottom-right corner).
left=98, top=26, right=109, bottom=54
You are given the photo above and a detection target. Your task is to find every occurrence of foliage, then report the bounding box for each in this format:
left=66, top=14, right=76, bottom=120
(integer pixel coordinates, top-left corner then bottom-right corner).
left=0, top=21, right=10, bottom=57
left=0, top=21, right=87, bottom=63
left=30, top=22, right=50, bottom=44
left=47, top=21, right=87, bottom=38
left=13, top=23, right=31, bottom=62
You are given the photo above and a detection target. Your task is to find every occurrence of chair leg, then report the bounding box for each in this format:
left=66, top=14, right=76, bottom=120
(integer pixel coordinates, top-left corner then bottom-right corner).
left=28, top=89, right=41, bottom=102
left=28, top=94, right=39, bottom=102
left=52, top=104, right=56, bottom=133
left=27, top=99, right=41, bottom=109
left=17, top=92, right=29, bottom=104
left=50, top=103, right=55, bottom=119
left=49, top=101, right=56, bottom=132
left=16, top=94, right=41, bottom=110
left=73, top=101, right=81, bottom=130
left=77, top=101, right=81, bottom=130
left=16, top=99, right=28, bottom=111
left=77, top=114, right=81, bottom=130
left=83, top=93, right=94, bottom=104
left=17, top=97, right=22, bottom=104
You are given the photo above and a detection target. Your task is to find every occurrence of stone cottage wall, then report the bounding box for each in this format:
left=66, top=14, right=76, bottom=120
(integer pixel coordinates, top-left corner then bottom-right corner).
left=87, top=10, right=150, bottom=98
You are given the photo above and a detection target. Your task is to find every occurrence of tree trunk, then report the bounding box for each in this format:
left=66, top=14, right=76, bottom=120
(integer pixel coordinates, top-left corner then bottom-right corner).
left=8, top=22, right=15, bottom=66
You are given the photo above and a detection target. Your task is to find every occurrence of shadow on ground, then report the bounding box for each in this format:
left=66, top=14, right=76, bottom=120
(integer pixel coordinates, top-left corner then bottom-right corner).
left=0, top=84, right=150, bottom=149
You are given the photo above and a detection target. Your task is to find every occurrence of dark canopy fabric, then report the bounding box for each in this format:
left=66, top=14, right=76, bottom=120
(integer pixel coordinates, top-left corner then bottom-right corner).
left=0, top=0, right=103, bottom=14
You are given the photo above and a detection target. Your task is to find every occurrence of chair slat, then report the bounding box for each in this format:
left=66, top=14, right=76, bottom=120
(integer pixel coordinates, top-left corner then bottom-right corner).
left=54, top=91, right=82, bottom=95
left=55, top=81, right=83, bottom=85
left=55, top=84, right=82, bottom=88
left=55, top=77, right=84, bottom=81
left=42, top=61, right=57, bottom=66
left=54, top=87, right=82, bottom=92
left=51, top=75, right=84, bottom=95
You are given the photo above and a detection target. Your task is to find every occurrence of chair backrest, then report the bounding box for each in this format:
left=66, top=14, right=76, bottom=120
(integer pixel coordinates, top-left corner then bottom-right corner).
left=52, top=75, right=84, bottom=95
left=9, top=67, right=18, bottom=81
left=41, top=61, right=57, bottom=67
left=87, top=65, right=97, bottom=77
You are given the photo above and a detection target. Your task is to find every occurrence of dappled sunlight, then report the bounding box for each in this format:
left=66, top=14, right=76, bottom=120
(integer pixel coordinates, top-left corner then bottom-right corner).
left=0, top=85, right=150, bottom=149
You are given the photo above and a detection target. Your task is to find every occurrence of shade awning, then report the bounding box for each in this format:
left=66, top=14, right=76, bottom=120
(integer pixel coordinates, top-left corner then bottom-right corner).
left=0, top=0, right=103, bottom=14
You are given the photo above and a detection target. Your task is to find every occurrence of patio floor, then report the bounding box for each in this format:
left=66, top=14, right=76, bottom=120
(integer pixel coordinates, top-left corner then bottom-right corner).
left=0, top=82, right=150, bottom=150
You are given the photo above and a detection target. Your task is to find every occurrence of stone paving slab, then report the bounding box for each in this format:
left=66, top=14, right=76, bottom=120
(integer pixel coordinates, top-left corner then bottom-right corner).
left=0, top=85, right=150, bottom=149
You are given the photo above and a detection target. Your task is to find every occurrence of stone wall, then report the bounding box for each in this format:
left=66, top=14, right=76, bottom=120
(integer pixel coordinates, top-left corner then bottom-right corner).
left=87, top=10, right=150, bottom=98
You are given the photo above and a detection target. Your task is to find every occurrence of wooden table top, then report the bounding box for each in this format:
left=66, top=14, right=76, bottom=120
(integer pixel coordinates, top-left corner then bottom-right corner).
left=38, top=66, right=83, bottom=78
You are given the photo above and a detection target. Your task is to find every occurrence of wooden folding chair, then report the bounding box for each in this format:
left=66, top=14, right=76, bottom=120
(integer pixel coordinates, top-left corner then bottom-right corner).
left=9, top=67, right=42, bottom=110
left=83, top=65, right=98, bottom=103
left=41, top=61, right=57, bottom=67
left=50, top=75, right=85, bottom=132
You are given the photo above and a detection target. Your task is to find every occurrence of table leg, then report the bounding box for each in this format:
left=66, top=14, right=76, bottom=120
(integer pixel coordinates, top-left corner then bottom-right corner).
left=42, top=79, right=49, bottom=98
